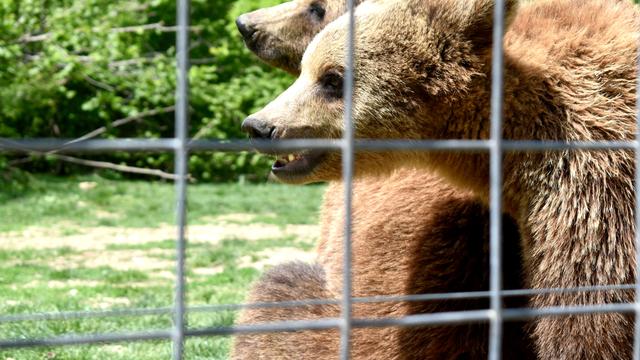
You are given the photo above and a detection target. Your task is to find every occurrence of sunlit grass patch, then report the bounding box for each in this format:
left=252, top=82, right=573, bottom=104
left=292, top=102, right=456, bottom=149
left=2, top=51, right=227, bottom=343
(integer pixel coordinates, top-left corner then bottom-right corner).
left=0, top=175, right=325, bottom=232
left=0, top=176, right=324, bottom=359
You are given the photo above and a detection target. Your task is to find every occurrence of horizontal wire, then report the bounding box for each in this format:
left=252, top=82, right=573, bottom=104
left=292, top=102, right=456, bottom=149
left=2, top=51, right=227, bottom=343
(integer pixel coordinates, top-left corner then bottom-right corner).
left=0, top=138, right=179, bottom=152
left=1, top=303, right=637, bottom=350
left=0, top=330, right=173, bottom=349
left=1, top=138, right=638, bottom=154
left=0, top=283, right=635, bottom=324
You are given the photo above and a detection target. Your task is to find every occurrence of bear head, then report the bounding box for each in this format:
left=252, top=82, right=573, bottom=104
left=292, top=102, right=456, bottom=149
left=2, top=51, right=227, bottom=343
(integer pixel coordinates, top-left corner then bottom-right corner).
left=236, top=0, right=366, bottom=74
left=242, top=0, right=518, bottom=184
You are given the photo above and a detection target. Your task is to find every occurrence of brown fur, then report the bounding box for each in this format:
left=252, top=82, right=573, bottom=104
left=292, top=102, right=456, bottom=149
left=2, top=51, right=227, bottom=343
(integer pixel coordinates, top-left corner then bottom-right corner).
left=237, top=0, right=366, bottom=74
left=233, top=169, right=533, bottom=359
left=235, top=0, right=532, bottom=358
left=245, top=0, right=640, bottom=358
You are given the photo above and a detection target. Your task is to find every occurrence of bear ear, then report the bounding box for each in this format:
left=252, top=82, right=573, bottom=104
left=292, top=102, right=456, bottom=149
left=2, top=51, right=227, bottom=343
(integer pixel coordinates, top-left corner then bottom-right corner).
left=462, top=0, right=518, bottom=51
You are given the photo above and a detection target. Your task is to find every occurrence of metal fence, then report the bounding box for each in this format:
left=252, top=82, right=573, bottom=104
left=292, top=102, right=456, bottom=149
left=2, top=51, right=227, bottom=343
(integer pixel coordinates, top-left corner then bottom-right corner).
left=0, top=0, right=639, bottom=359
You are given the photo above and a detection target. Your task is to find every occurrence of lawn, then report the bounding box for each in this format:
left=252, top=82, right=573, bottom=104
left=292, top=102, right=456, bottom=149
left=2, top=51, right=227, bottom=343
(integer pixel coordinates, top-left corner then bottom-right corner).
left=0, top=175, right=326, bottom=359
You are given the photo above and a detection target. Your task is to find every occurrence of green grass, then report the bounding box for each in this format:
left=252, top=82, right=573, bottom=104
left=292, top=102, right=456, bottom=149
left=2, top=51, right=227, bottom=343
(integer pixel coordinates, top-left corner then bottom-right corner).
left=0, top=175, right=325, bottom=359
left=0, top=175, right=325, bottom=232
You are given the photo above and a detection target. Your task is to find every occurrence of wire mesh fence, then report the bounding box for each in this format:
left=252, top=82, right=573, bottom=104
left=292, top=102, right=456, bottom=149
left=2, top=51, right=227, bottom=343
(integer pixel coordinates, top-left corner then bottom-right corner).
left=0, top=0, right=639, bottom=359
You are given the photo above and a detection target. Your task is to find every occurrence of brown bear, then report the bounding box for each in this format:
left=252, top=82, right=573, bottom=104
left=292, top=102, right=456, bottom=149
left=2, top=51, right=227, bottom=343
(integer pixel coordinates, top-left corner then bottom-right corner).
left=236, top=0, right=367, bottom=75
left=233, top=0, right=532, bottom=358
left=232, top=170, right=532, bottom=359
left=241, top=0, right=640, bottom=359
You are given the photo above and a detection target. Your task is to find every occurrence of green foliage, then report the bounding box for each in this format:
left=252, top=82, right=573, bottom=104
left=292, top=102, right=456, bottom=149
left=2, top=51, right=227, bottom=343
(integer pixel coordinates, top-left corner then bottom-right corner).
left=0, top=0, right=292, bottom=181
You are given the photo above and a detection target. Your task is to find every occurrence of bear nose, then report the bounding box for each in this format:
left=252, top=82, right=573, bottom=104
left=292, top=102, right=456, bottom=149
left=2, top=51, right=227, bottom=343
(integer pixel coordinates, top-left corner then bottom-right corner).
left=235, top=15, right=256, bottom=39
left=241, top=117, right=275, bottom=139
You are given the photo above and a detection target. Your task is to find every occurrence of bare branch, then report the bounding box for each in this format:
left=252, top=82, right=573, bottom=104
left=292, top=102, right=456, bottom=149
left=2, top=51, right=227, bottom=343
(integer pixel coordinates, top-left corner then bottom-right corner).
left=191, top=119, right=219, bottom=141
left=9, top=151, right=186, bottom=181
left=108, top=57, right=160, bottom=69
left=110, top=22, right=202, bottom=34
left=52, top=154, right=182, bottom=180
left=190, top=58, right=216, bottom=65
left=83, top=75, right=116, bottom=92
left=8, top=106, right=175, bottom=166
left=26, top=53, right=169, bottom=69
left=8, top=157, right=35, bottom=166
left=18, top=33, right=51, bottom=43
left=17, top=22, right=202, bottom=44
left=66, top=106, right=176, bottom=145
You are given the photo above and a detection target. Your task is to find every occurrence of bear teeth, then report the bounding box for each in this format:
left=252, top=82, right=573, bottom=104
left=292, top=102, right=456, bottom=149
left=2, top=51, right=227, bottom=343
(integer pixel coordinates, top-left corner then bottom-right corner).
left=276, top=153, right=303, bottom=166
left=276, top=154, right=291, bottom=164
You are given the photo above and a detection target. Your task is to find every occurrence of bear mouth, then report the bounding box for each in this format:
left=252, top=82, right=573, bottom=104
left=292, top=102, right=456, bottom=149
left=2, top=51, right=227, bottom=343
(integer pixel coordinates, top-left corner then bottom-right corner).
left=243, top=33, right=297, bottom=72
left=271, top=151, right=325, bottom=180
left=244, top=31, right=270, bottom=56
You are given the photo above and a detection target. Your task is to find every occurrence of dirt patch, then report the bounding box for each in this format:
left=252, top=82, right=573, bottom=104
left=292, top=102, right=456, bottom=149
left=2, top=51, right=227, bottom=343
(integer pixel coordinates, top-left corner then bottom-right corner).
left=1, top=219, right=320, bottom=280
left=44, top=248, right=175, bottom=272
left=0, top=223, right=319, bottom=251
left=23, top=279, right=168, bottom=289
left=192, top=266, right=225, bottom=276
left=238, top=247, right=316, bottom=271
left=40, top=280, right=102, bottom=288
left=204, top=212, right=277, bottom=224
left=89, top=296, right=131, bottom=309
left=78, top=181, right=98, bottom=191
left=95, top=210, right=120, bottom=220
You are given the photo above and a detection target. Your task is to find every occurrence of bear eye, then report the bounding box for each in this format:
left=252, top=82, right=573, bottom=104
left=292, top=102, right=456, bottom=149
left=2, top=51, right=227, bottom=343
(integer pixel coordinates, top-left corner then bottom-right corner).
left=318, top=70, right=343, bottom=100
left=308, top=2, right=326, bottom=20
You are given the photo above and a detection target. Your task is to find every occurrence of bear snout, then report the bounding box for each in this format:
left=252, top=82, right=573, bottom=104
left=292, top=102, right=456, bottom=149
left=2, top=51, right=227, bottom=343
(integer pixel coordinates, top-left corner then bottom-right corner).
left=235, top=15, right=256, bottom=40
left=241, top=117, right=275, bottom=140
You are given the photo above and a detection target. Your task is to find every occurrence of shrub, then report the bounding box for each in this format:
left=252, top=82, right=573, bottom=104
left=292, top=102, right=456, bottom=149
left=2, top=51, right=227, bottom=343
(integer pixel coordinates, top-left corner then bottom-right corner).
left=0, top=0, right=291, bottom=181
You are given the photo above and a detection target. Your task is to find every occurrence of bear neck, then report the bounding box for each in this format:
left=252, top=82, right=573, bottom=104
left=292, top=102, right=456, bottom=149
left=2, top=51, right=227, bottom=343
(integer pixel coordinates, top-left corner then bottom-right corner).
left=416, top=53, right=548, bottom=210
left=420, top=49, right=636, bottom=216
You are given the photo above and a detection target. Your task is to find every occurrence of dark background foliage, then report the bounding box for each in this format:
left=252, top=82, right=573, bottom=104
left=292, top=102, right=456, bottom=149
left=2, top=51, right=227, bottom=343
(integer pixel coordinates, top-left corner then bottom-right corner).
left=0, top=0, right=291, bottom=182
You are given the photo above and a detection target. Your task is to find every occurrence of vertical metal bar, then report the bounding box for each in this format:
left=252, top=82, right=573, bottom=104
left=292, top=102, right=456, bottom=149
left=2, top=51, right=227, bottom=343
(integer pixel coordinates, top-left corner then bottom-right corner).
left=172, top=0, right=190, bottom=358
left=632, top=25, right=640, bottom=360
left=339, top=0, right=356, bottom=358
left=488, top=0, right=506, bottom=359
